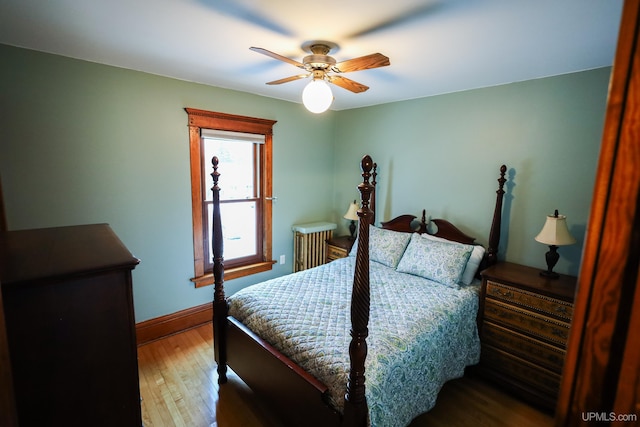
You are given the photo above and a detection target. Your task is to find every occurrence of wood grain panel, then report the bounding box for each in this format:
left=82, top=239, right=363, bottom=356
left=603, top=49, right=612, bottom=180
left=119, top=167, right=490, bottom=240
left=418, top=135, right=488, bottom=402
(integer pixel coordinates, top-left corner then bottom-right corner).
left=483, top=321, right=566, bottom=373
left=556, top=1, right=640, bottom=424
left=486, top=281, right=573, bottom=321
left=481, top=345, right=561, bottom=397
left=484, top=300, right=571, bottom=347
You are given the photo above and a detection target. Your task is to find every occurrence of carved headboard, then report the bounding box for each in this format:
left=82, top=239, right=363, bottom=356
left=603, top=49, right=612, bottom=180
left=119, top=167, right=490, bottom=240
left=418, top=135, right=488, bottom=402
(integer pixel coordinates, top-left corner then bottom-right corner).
left=380, top=210, right=476, bottom=245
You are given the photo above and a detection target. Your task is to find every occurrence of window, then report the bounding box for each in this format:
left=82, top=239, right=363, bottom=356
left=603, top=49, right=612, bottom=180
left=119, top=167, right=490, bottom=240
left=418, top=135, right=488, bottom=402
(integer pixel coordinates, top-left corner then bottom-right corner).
left=186, top=108, right=277, bottom=287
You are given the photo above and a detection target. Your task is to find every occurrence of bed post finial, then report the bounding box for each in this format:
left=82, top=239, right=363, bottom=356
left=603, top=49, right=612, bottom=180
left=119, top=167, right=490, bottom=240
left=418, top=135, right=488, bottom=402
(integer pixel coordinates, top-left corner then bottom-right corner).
left=357, top=155, right=374, bottom=231
left=420, top=209, right=429, bottom=233
left=343, top=154, right=374, bottom=427
left=486, top=165, right=507, bottom=267
left=211, top=156, right=228, bottom=384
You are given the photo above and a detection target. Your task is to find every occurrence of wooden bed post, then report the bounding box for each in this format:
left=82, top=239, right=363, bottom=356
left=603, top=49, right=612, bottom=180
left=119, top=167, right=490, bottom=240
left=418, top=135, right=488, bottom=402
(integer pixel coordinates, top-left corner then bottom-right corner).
left=211, top=156, right=228, bottom=384
left=486, top=165, right=507, bottom=267
left=371, top=163, right=377, bottom=225
left=343, top=155, right=375, bottom=427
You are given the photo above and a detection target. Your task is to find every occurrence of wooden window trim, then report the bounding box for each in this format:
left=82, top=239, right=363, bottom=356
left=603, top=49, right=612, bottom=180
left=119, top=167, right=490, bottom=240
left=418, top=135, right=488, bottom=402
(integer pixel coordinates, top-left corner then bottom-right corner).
left=185, top=108, right=277, bottom=287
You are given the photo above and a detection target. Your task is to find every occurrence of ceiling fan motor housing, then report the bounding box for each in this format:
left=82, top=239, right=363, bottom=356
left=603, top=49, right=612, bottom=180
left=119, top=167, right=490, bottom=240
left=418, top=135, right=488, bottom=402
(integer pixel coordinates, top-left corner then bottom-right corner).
left=303, top=54, right=336, bottom=70
left=302, top=43, right=336, bottom=71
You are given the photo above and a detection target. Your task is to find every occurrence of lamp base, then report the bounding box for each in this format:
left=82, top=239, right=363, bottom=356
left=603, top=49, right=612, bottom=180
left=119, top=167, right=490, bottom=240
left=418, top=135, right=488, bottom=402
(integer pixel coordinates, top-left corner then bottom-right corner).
left=541, top=244, right=560, bottom=279
left=349, top=220, right=356, bottom=239
left=539, top=270, right=560, bottom=279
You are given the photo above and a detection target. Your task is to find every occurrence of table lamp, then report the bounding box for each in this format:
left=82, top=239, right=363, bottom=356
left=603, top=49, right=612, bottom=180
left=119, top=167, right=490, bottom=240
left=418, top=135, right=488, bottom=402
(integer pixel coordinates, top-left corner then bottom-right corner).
left=534, top=209, right=576, bottom=278
left=343, top=200, right=359, bottom=239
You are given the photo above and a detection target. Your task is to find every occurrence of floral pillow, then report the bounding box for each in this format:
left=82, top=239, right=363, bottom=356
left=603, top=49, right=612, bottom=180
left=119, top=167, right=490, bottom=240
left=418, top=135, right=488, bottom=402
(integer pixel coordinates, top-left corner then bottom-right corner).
left=396, top=233, right=473, bottom=288
left=348, top=225, right=411, bottom=269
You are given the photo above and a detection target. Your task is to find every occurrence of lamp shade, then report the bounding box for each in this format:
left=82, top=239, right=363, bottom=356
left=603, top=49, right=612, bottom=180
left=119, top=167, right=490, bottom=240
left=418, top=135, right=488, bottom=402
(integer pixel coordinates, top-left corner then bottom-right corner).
left=302, top=80, right=333, bottom=113
left=343, top=200, right=359, bottom=221
left=534, top=212, right=576, bottom=246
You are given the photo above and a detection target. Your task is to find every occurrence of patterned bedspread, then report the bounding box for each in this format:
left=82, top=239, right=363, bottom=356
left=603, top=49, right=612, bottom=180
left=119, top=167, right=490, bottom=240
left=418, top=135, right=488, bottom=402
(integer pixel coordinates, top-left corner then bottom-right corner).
left=228, top=256, right=480, bottom=427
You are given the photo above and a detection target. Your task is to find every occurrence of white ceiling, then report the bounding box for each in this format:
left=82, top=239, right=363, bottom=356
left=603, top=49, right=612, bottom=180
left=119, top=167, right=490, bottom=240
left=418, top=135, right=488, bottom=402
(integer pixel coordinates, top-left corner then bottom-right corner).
left=0, top=0, right=624, bottom=111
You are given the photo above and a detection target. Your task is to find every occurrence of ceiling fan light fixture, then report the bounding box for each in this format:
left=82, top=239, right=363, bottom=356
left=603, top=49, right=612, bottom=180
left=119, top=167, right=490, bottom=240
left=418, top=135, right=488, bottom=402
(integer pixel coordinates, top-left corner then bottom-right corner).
left=302, top=79, right=333, bottom=114
left=251, top=42, right=389, bottom=113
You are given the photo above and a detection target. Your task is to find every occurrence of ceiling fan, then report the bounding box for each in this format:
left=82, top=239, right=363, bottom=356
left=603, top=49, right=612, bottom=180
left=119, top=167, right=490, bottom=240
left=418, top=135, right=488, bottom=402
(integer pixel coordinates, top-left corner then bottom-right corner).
left=250, top=41, right=390, bottom=112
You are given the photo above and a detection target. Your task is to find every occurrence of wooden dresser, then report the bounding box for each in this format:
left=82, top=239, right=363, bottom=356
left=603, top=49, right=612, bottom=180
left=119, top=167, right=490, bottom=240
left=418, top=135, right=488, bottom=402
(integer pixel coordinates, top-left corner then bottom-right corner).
left=326, top=235, right=355, bottom=262
left=478, top=262, right=577, bottom=412
left=0, top=224, right=142, bottom=426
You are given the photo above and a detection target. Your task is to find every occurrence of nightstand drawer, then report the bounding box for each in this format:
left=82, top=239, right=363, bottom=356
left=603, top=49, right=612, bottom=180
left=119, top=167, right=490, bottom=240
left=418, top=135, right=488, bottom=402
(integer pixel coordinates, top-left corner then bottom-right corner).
left=327, top=245, right=348, bottom=260
left=481, top=345, right=561, bottom=397
left=482, top=321, right=566, bottom=373
left=484, top=299, right=571, bottom=347
left=486, top=281, right=573, bottom=321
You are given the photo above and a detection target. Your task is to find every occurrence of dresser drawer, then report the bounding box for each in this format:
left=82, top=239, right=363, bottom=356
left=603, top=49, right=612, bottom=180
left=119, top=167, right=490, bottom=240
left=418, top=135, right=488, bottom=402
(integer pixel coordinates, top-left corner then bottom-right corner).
left=482, top=321, right=566, bottom=373
left=486, top=281, right=573, bottom=321
left=481, top=344, right=561, bottom=397
left=327, top=245, right=348, bottom=260
left=484, top=299, right=571, bottom=347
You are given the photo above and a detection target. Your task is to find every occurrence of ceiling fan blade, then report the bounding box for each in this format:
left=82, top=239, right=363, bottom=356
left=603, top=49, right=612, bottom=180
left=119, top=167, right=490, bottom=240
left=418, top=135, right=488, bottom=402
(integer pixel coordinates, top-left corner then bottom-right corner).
left=332, top=53, right=390, bottom=73
left=250, top=47, right=304, bottom=68
left=266, top=74, right=309, bottom=85
left=328, top=75, right=369, bottom=93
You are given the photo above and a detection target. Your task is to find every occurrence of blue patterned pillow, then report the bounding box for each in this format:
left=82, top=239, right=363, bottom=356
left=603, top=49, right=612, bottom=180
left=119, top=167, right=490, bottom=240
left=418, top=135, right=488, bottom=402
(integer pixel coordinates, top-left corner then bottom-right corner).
left=396, top=233, right=473, bottom=287
left=420, top=233, right=486, bottom=285
left=348, top=225, right=411, bottom=269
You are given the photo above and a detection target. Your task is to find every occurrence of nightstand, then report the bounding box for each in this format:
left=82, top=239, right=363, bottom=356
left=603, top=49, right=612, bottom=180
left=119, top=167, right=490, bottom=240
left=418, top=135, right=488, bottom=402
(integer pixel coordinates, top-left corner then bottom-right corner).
left=326, top=235, right=355, bottom=262
left=477, top=262, right=577, bottom=412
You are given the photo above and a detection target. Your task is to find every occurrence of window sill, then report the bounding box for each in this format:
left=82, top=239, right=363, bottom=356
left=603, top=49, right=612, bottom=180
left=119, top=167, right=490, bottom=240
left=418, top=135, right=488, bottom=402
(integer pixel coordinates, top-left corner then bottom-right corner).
left=191, top=260, right=276, bottom=288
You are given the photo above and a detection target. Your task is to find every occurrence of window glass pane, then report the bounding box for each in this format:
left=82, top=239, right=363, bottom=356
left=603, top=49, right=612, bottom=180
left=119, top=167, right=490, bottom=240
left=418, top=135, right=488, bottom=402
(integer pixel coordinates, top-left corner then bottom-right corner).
left=208, top=201, right=257, bottom=261
left=203, top=137, right=255, bottom=201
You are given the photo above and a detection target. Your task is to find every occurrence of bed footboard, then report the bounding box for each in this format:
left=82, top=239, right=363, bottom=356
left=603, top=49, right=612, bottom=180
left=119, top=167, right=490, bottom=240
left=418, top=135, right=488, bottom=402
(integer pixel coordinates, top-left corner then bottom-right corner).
left=226, top=317, right=341, bottom=427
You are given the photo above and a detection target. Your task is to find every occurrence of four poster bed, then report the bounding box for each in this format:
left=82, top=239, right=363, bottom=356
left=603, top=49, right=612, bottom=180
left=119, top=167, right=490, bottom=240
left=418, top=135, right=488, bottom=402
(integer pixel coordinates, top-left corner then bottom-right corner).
left=211, top=155, right=507, bottom=427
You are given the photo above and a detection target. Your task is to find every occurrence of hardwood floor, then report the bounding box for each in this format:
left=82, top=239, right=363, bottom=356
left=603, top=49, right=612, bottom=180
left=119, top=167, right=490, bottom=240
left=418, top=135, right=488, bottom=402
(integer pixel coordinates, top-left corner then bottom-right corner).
left=138, top=323, right=554, bottom=427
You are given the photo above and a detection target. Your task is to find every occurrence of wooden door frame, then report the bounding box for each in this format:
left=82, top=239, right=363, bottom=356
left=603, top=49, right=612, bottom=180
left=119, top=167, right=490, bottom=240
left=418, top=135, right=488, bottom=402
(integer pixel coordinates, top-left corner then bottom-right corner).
left=556, top=1, right=640, bottom=425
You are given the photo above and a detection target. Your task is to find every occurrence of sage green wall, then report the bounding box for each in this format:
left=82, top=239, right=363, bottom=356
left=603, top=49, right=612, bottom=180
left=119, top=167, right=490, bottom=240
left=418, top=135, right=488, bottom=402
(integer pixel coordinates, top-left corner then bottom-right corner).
left=331, top=68, right=611, bottom=277
left=0, top=43, right=610, bottom=322
left=0, top=44, right=336, bottom=322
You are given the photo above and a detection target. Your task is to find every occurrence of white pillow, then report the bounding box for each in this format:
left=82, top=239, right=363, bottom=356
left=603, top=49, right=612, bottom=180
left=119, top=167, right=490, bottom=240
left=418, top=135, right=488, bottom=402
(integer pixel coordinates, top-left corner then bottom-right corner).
left=348, top=225, right=411, bottom=269
left=420, top=233, right=485, bottom=285
left=396, top=233, right=473, bottom=288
